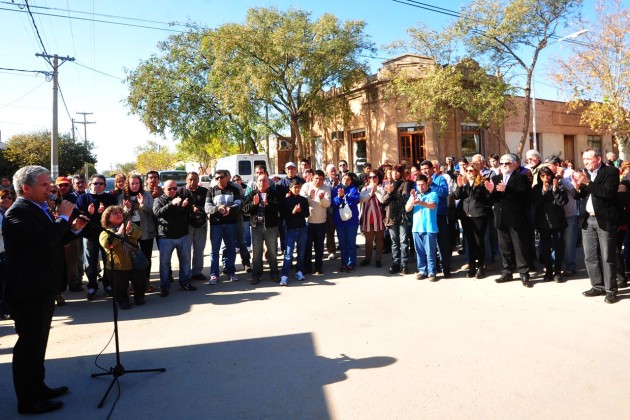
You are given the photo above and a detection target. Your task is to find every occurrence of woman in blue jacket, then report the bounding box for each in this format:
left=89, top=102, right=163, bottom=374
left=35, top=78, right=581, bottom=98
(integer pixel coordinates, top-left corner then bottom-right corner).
left=332, top=173, right=360, bottom=272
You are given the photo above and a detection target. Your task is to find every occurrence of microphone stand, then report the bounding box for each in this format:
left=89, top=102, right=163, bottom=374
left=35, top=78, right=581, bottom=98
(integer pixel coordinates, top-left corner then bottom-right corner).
left=88, top=221, right=165, bottom=408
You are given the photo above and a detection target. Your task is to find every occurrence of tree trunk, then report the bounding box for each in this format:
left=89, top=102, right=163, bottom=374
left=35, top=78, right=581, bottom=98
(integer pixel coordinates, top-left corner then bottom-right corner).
left=518, top=70, right=534, bottom=157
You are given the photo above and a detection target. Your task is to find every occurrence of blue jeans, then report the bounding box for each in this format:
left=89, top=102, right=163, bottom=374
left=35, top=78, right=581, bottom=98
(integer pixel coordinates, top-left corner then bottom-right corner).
left=84, top=237, right=110, bottom=290
left=563, top=215, right=578, bottom=271
left=389, top=223, right=409, bottom=267
left=243, top=220, right=251, bottom=248
left=282, top=226, right=307, bottom=276
left=251, top=224, right=279, bottom=278
left=189, top=224, right=207, bottom=276
left=305, top=222, right=327, bottom=272
left=211, top=223, right=236, bottom=276
left=413, top=232, right=437, bottom=275
left=336, top=223, right=359, bottom=268
left=158, top=235, right=191, bottom=290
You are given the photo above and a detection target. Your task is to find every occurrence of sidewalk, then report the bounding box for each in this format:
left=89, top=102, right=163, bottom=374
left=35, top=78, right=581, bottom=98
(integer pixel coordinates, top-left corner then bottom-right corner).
left=1, top=239, right=630, bottom=419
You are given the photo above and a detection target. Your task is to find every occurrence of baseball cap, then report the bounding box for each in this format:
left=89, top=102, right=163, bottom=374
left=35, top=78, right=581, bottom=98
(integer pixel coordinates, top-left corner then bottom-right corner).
left=55, top=176, right=71, bottom=185
left=285, top=162, right=296, bottom=169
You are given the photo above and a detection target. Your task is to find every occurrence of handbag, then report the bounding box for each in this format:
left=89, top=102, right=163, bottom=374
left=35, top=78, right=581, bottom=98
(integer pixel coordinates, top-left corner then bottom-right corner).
left=339, top=200, right=353, bottom=222
left=131, top=248, right=149, bottom=272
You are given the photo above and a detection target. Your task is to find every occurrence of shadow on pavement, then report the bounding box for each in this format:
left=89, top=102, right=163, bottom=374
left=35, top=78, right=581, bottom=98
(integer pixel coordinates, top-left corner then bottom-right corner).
left=0, top=332, right=396, bottom=419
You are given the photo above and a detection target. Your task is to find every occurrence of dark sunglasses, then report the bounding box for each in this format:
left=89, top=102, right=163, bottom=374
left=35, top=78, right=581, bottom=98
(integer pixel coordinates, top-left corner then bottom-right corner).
left=369, top=175, right=379, bottom=179
left=92, top=182, right=105, bottom=186
left=167, top=187, right=178, bottom=191
left=215, top=176, right=225, bottom=180
left=499, top=162, right=511, bottom=166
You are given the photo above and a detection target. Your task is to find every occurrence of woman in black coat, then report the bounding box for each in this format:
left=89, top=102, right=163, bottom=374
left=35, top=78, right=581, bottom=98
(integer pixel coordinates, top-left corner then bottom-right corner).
left=532, top=166, right=568, bottom=282
left=454, top=163, right=491, bottom=278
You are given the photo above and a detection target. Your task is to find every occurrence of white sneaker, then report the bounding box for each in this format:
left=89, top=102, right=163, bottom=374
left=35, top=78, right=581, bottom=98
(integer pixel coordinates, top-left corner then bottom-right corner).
left=296, top=271, right=305, bottom=281
left=327, top=252, right=335, bottom=260
left=280, top=276, right=288, bottom=286
left=230, top=274, right=239, bottom=282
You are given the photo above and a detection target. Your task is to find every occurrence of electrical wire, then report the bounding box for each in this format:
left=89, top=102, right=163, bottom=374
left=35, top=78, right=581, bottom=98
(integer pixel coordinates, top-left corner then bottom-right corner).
left=22, top=0, right=51, bottom=65
left=73, top=61, right=123, bottom=81
left=0, top=80, right=47, bottom=110
left=0, top=5, right=185, bottom=33
left=0, top=0, right=191, bottom=29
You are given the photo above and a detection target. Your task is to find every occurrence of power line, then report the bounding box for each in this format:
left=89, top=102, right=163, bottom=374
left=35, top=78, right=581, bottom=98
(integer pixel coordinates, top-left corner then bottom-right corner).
left=0, top=80, right=47, bottom=110
left=391, top=0, right=590, bottom=48
left=22, top=0, right=51, bottom=65
left=0, top=5, right=185, bottom=33
left=0, top=66, right=51, bottom=76
left=0, top=0, right=191, bottom=28
left=73, top=61, right=123, bottom=81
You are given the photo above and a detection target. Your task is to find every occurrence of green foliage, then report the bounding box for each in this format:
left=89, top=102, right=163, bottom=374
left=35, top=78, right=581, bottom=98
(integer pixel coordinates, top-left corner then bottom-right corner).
left=206, top=7, right=374, bottom=159
left=135, top=141, right=178, bottom=173
left=3, top=130, right=96, bottom=175
left=552, top=0, right=630, bottom=158
left=388, top=58, right=514, bottom=149
left=453, top=0, right=583, bottom=154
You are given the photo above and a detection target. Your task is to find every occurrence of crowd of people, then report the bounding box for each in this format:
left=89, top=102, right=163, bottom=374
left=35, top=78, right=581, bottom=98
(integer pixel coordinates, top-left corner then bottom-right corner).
left=0, top=147, right=628, bottom=413
left=1, top=149, right=628, bottom=318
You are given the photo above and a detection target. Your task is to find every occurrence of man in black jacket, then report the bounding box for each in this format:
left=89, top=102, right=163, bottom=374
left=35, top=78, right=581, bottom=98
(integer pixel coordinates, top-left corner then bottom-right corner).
left=572, top=147, right=620, bottom=303
left=5, top=165, right=86, bottom=414
left=242, top=174, right=281, bottom=284
left=485, top=154, right=534, bottom=288
left=178, top=172, right=208, bottom=280
left=153, top=180, right=197, bottom=297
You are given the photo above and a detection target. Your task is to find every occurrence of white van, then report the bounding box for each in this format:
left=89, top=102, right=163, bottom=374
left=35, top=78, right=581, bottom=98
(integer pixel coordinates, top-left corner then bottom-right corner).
left=214, top=154, right=269, bottom=185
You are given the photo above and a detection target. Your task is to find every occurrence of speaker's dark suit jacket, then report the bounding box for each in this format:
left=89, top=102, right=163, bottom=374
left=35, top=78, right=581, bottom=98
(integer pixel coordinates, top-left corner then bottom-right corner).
left=575, top=164, right=619, bottom=232
left=4, top=197, right=75, bottom=406
left=489, top=171, right=531, bottom=228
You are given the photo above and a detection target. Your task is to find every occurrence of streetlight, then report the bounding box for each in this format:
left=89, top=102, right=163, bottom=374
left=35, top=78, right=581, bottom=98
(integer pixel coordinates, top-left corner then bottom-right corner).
left=532, top=29, right=588, bottom=151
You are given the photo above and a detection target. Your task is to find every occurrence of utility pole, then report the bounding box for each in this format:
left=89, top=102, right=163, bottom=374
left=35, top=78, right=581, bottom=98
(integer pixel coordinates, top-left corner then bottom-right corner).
left=76, top=112, right=95, bottom=179
left=36, top=53, right=75, bottom=179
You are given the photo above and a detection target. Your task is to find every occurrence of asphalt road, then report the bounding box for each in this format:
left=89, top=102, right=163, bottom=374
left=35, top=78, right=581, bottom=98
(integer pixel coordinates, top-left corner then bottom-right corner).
left=1, top=239, right=630, bottom=420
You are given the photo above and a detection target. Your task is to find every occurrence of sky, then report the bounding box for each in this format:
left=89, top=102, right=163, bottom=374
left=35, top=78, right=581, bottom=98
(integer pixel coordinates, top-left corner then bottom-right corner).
left=0, top=0, right=596, bottom=173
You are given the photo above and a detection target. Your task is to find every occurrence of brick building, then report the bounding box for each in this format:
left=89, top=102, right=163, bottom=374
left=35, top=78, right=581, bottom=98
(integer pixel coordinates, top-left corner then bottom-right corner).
left=309, top=54, right=611, bottom=172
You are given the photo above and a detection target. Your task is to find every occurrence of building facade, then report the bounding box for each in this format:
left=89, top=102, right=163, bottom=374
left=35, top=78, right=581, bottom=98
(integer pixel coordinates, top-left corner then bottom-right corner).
left=310, top=54, right=611, bottom=172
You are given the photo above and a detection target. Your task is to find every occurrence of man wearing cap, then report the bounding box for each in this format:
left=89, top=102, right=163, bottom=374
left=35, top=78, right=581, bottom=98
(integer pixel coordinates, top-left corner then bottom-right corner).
left=178, top=172, right=208, bottom=281
left=56, top=177, right=84, bottom=292
left=275, top=162, right=305, bottom=253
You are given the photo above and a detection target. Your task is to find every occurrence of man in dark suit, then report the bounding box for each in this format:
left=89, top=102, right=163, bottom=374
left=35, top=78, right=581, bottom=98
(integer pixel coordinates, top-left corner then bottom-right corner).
left=485, top=154, right=534, bottom=288
left=4, top=165, right=86, bottom=414
left=572, top=148, right=620, bottom=304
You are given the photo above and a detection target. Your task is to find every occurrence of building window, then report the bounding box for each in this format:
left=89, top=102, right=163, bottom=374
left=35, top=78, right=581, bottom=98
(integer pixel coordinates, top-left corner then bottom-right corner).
left=587, top=135, right=602, bottom=150
left=351, top=130, right=367, bottom=172
left=461, top=123, right=480, bottom=158
left=528, top=133, right=542, bottom=150
left=397, top=126, right=424, bottom=166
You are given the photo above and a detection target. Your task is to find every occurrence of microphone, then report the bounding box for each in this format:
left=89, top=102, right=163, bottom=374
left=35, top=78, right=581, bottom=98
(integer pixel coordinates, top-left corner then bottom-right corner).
left=48, top=193, right=63, bottom=205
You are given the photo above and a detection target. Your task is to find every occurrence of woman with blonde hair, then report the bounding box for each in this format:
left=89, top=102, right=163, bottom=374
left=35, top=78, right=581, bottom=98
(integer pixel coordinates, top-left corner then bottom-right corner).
left=454, top=164, right=491, bottom=278
left=99, top=205, right=146, bottom=309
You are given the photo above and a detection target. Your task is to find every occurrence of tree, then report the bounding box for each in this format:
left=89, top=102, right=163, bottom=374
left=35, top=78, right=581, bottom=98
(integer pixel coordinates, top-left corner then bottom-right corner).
left=125, top=26, right=264, bottom=157
left=454, top=0, right=582, bottom=155
left=4, top=130, right=96, bottom=175
left=135, top=141, right=178, bottom=173
left=207, top=7, right=374, bottom=160
left=387, top=51, right=514, bottom=150
left=552, top=0, right=630, bottom=159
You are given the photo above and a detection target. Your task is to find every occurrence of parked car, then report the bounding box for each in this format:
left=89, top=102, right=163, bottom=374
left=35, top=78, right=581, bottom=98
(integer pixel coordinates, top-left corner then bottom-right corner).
left=214, top=154, right=269, bottom=185
left=157, top=170, right=187, bottom=187
left=105, top=177, right=115, bottom=192
left=200, top=175, right=212, bottom=189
